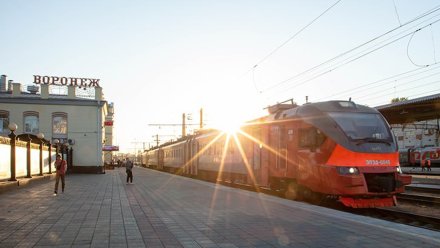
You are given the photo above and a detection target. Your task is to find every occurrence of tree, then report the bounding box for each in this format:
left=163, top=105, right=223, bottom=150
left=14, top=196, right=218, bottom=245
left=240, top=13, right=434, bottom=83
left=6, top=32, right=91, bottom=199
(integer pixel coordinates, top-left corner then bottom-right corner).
left=391, top=97, right=408, bottom=103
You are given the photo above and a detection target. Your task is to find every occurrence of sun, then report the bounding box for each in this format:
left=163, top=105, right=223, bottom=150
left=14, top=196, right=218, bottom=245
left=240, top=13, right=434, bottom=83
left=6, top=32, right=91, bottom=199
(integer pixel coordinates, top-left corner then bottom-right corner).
left=215, top=121, right=242, bottom=134
left=213, top=119, right=243, bottom=135
left=210, top=114, right=245, bottom=134
left=205, top=103, right=256, bottom=135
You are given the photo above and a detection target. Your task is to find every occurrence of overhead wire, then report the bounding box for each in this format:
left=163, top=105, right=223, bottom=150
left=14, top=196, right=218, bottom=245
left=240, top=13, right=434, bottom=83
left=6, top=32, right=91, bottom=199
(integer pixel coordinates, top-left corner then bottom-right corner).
left=265, top=17, right=440, bottom=98
left=252, top=0, right=342, bottom=69
left=354, top=74, right=440, bottom=101
left=363, top=80, right=440, bottom=105
left=258, top=4, right=440, bottom=94
left=399, top=87, right=440, bottom=100
left=317, top=62, right=440, bottom=100
left=431, top=24, right=437, bottom=63
left=371, top=87, right=440, bottom=107
left=392, top=0, right=402, bottom=26
left=406, top=30, right=429, bottom=67
left=249, top=0, right=342, bottom=92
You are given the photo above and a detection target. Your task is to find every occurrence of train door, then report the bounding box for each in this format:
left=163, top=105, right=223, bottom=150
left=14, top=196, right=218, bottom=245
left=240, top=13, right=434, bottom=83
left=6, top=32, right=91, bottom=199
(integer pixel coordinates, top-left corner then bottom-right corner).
left=259, top=125, right=271, bottom=188
left=279, top=125, right=288, bottom=176
left=269, top=125, right=288, bottom=177
left=286, top=123, right=298, bottom=179
left=184, top=141, right=190, bottom=175
left=251, top=127, right=262, bottom=185
left=189, top=138, right=198, bottom=176
left=248, top=126, right=269, bottom=186
left=158, top=149, right=164, bottom=170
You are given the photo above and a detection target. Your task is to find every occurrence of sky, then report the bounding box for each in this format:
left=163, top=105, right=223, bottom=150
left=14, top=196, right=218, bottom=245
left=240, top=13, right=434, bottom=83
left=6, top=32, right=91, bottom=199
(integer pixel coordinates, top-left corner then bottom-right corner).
left=1, top=0, right=440, bottom=153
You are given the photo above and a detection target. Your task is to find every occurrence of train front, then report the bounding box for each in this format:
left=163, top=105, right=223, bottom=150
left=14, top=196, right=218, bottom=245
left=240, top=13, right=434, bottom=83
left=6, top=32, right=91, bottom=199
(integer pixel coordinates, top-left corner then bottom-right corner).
left=307, top=101, right=412, bottom=208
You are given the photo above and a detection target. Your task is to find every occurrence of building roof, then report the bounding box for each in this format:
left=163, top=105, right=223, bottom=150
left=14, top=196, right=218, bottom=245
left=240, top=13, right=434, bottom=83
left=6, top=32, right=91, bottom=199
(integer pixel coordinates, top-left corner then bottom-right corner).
left=375, top=93, right=440, bottom=124
left=0, top=92, right=106, bottom=106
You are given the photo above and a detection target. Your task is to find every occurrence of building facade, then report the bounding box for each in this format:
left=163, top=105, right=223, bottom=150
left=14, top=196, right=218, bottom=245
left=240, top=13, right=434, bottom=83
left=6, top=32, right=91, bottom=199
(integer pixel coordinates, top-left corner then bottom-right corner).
left=391, top=120, right=439, bottom=150
left=0, top=74, right=115, bottom=173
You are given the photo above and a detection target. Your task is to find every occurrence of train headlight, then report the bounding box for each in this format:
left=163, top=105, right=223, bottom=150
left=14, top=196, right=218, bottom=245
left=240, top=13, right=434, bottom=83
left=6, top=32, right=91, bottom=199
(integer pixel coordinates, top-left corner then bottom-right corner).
left=337, top=166, right=360, bottom=175
left=396, top=166, right=402, bottom=174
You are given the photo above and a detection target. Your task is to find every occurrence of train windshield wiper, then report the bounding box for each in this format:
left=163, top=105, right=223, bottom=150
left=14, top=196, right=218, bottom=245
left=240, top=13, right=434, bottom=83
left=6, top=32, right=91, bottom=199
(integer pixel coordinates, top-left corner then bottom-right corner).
left=353, top=137, right=391, bottom=146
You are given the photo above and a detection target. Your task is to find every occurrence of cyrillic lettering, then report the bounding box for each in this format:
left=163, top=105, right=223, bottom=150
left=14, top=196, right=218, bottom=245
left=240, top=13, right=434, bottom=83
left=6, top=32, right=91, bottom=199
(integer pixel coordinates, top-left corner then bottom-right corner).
left=70, top=77, right=78, bottom=86
left=88, top=79, right=100, bottom=87
left=80, top=78, right=87, bottom=87
left=33, top=75, right=41, bottom=84
left=52, top=76, right=60, bottom=84
left=42, top=76, right=50, bottom=84
left=61, top=77, right=68, bottom=85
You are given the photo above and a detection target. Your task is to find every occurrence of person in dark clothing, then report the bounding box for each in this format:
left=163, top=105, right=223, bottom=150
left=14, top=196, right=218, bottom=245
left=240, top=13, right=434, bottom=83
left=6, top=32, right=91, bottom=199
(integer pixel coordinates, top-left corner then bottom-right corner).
left=125, top=157, right=134, bottom=184
left=426, top=157, right=432, bottom=171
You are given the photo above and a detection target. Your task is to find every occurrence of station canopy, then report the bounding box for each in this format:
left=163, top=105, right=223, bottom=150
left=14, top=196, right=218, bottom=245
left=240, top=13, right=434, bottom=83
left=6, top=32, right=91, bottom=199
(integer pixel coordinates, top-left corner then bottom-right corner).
left=375, top=93, right=440, bottom=124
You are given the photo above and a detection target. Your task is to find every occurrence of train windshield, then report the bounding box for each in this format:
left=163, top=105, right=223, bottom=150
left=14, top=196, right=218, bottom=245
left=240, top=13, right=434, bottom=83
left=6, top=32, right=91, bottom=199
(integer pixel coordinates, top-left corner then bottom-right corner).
left=329, top=112, right=392, bottom=144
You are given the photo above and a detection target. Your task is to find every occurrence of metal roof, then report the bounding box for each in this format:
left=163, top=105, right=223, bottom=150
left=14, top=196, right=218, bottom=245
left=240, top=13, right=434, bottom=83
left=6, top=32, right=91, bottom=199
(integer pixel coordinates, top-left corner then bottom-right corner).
left=375, top=93, right=440, bottom=124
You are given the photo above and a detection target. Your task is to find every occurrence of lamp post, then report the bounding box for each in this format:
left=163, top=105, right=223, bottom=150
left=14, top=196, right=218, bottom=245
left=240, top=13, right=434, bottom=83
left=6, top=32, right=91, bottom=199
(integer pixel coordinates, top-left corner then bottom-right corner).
left=37, top=133, right=44, bottom=176
left=63, top=142, right=68, bottom=163
left=48, top=139, right=52, bottom=174
left=8, top=122, right=17, bottom=181
left=54, top=139, right=60, bottom=156
left=53, top=139, right=60, bottom=174
left=26, top=134, right=32, bottom=178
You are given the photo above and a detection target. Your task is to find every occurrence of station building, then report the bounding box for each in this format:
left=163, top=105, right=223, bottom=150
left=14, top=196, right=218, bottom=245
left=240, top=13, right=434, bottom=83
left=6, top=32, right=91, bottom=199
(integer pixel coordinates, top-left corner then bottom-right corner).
left=0, top=74, right=115, bottom=173
left=376, top=93, right=440, bottom=150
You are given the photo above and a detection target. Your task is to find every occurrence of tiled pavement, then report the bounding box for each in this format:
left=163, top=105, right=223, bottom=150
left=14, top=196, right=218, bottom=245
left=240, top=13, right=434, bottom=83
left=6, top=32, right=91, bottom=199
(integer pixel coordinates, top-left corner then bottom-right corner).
left=0, top=167, right=439, bottom=248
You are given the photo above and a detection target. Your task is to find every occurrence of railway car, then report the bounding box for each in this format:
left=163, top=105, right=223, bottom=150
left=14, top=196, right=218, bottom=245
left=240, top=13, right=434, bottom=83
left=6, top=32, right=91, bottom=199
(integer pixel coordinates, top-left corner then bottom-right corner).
left=196, top=130, right=249, bottom=183
left=144, top=100, right=412, bottom=208
left=162, top=140, right=186, bottom=173
left=400, top=146, right=440, bottom=166
left=146, top=148, right=164, bottom=170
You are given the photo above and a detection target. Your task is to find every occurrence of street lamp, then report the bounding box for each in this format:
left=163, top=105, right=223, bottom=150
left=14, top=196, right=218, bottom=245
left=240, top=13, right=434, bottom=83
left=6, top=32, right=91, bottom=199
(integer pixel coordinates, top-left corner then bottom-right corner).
left=8, top=122, right=17, bottom=181
left=37, top=133, right=44, bottom=176
left=8, top=123, right=17, bottom=132
left=37, top=133, right=44, bottom=139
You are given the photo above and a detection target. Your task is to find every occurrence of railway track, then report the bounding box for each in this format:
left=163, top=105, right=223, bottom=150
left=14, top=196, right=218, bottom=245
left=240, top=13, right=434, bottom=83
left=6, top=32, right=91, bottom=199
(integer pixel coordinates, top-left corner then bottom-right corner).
left=350, top=207, right=440, bottom=231
left=397, top=192, right=440, bottom=207
left=151, top=169, right=440, bottom=231
left=216, top=179, right=440, bottom=231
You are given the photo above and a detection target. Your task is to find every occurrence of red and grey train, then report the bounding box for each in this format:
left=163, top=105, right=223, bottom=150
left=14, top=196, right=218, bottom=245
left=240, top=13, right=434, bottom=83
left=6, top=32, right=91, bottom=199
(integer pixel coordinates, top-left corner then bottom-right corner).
left=142, top=100, right=412, bottom=208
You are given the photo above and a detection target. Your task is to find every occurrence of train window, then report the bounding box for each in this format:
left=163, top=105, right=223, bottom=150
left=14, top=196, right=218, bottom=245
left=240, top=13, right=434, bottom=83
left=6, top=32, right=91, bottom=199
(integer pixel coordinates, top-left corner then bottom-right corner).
left=299, top=128, right=326, bottom=150
left=329, top=112, right=391, bottom=141
left=288, top=129, right=294, bottom=141
left=270, top=126, right=279, bottom=135
left=280, top=126, right=286, bottom=147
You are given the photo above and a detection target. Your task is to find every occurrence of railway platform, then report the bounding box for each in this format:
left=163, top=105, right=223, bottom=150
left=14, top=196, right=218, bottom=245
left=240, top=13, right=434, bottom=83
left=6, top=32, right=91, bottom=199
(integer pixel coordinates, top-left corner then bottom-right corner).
left=402, top=166, right=440, bottom=176
left=0, top=167, right=439, bottom=248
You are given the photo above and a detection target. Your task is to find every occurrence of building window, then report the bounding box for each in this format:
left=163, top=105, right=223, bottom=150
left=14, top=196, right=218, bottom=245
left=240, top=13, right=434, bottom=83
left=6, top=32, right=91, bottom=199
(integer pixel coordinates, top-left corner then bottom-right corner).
left=0, top=110, right=9, bottom=134
left=52, top=112, right=68, bottom=142
left=24, top=111, right=39, bottom=134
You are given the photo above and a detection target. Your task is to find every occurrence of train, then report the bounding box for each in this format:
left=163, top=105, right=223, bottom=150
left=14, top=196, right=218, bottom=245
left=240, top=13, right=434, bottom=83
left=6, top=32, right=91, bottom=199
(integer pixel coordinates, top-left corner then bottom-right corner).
left=142, top=100, right=412, bottom=208
left=399, top=146, right=440, bottom=166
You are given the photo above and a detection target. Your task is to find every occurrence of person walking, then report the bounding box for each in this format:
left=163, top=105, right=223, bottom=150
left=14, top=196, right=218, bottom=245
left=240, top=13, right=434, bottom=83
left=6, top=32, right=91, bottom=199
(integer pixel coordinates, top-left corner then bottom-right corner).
left=126, top=157, right=134, bottom=184
left=54, top=154, right=67, bottom=195
left=426, top=157, right=432, bottom=171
